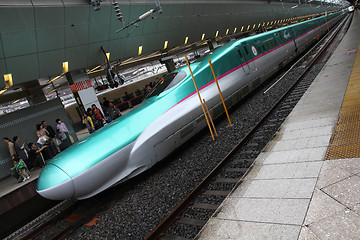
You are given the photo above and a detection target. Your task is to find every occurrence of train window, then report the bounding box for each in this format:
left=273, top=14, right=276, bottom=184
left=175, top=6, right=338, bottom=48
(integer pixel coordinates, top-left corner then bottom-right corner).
left=243, top=46, right=249, bottom=55
left=164, top=70, right=187, bottom=91
left=274, top=40, right=277, bottom=46
left=266, top=43, right=270, bottom=49
left=262, top=45, right=266, bottom=52
left=146, top=71, right=186, bottom=98
left=270, top=42, right=274, bottom=48
left=257, top=47, right=262, bottom=54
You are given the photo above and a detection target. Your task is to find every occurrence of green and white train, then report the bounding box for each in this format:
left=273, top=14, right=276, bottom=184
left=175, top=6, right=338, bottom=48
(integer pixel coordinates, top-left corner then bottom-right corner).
left=37, top=10, right=346, bottom=200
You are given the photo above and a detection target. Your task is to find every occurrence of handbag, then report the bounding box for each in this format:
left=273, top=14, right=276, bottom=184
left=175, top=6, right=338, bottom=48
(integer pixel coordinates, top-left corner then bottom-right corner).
left=55, top=138, right=62, bottom=145
left=37, top=136, right=48, bottom=145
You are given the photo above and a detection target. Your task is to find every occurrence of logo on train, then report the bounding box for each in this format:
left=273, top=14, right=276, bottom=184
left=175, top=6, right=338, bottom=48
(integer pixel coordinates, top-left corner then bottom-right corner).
left=251, top=46, right=258, bottom=56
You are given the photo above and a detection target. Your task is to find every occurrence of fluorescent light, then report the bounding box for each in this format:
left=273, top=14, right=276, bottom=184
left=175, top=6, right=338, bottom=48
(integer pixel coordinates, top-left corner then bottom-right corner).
left=11, top=99, right=20, bottom=105
left=63, top=62, right=68, bottom=73
left=4, top=74, right=13, bottom=88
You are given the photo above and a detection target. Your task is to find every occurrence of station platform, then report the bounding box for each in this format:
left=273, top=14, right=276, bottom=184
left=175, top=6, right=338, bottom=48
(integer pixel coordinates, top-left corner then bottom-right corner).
left=196, top=10, right=360, bottom=240
left=0, top=104, right=133, bottom=216
left=0, top=129, right=90, bottom=216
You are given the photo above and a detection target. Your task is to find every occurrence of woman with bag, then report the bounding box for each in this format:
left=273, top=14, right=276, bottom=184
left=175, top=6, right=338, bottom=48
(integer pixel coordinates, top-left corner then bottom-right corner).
left=92, top=104, right=104, bottom=129
left=36, top=124, right=54, bottom=159
left=36, top=124, right=49, bottom=145
left=82, top=112, right=95, bottom=133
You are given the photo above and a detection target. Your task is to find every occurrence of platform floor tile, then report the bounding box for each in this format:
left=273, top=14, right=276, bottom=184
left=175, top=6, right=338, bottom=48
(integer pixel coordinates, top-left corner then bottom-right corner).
left=213, top=198, right=310, bottom=225
left=197, top=218, right=300, bottom=240
left=230, top=178, right=317, bottom=199
left=245, top=161, right=322, bottom=180
left=302, top=209, right=360, bottom=240
left=256, top=147, right=327, bottom=165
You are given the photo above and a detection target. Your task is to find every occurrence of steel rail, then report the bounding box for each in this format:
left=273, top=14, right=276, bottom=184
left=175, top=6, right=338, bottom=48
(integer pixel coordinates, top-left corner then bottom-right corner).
left=144, top=13, right=350, bottom=240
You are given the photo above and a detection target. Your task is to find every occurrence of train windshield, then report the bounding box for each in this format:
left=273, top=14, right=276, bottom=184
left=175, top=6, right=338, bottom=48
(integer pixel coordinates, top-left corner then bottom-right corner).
left=146, top=70, right=187, bottom=98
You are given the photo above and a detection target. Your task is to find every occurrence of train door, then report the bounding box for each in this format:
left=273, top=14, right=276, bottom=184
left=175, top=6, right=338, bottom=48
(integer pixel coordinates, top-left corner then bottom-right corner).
left=236, top=45, right=250, bottom=75
left=288, top=28, right=298, bottom=53
left=243, top=42, right=257, bottom=73
left=236, top=42, right=256, bottom=75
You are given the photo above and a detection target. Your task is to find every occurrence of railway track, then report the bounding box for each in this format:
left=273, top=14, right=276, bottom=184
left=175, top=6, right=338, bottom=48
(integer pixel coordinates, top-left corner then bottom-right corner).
left=9, top=179, right=132, bottom=240
left=5, top=13, right=351, bottom=240
left=145, top=14, right=352, bottom=240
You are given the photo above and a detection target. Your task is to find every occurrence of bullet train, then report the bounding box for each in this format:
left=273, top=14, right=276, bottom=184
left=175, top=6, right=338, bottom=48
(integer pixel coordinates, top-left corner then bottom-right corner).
left=37, top=10, right=346, bottom=200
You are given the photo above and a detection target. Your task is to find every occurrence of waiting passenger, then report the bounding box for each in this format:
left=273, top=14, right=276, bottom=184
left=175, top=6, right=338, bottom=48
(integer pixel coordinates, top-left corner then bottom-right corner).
left=91, top=105, right=104, bottom=130
left=87, top=108, right=98, bottom=130
left=42, top=120, right=60, bottom=154
left=36, top=124, right=49, bottom=145
left=3, top=137, right=16, bottom=157
left=56, top=119, right=72, bottom=145
left=108, top=102, right=122, bottom=120
left=82, top=112, right=95, bottom=134
left=102, top=97, right=110, bottom=116
left=36, top=124, right=54, bottom=159
left=13, top=136, right=32, bottom=170
left=56, top=129, right=71, bottom=150
left=28, top=143, right=47, bottom=168
left=10, top=155, right=30, bottom=183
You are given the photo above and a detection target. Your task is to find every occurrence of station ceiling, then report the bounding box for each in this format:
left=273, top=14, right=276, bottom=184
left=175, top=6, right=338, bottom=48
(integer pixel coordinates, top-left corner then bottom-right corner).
left=0, top=0, right=349, bottom=96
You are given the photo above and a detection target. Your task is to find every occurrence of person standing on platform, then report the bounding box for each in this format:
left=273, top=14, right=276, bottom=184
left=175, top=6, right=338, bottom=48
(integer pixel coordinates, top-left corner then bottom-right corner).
left=102, top=97, right=110, bottom=116
left=3, top=137, right=16, bottom=157
left=42, top=120, right=60, bottom=154
left=91, top=104, right=104, bottom=130
left=56, top=129, right=71, bottom=150
left=56, top=119, right=72, bottom=145
left=36, top=123, right=49, bottom=144
left=10, top=156, right=30, bottom=183
left=36, top=124, right=54, bottom=159
left=28, top=143, right=47, bottom=168
left=82, top=112, right=95, bottom=134
left=109, top=102, right=122, bottom=120
left=13, top=136, right=32, bottom=170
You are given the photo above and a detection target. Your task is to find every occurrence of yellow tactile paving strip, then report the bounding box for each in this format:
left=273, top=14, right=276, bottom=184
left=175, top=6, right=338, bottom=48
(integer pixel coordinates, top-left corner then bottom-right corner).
left=326, top=44, right=360, bottom=159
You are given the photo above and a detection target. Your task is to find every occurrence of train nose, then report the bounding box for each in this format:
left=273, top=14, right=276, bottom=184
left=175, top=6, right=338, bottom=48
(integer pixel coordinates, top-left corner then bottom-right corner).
left=36, top=164, right=75, bottom=200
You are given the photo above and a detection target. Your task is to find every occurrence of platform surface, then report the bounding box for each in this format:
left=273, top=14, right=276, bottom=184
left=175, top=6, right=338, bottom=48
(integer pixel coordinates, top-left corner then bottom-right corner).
left=196, top=10, right=360, bottom=240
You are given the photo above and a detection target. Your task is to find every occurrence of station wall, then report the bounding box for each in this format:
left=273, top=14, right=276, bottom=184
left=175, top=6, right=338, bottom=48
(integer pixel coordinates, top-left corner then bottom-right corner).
left=0, top=98, right=77, bottom=180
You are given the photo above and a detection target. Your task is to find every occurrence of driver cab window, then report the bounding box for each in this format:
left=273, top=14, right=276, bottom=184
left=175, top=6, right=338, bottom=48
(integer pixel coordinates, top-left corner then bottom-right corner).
left=146, top=70, right=187, bottom=98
